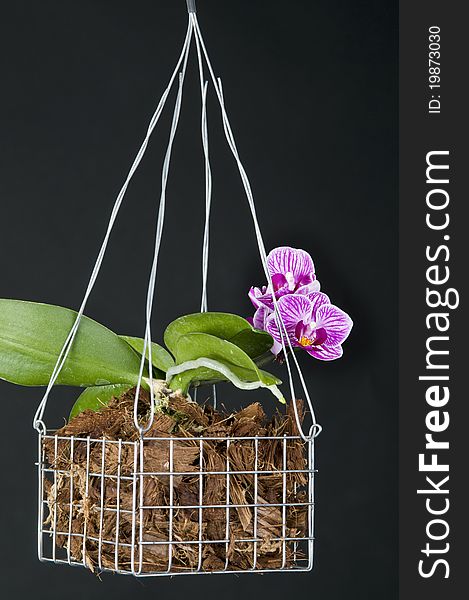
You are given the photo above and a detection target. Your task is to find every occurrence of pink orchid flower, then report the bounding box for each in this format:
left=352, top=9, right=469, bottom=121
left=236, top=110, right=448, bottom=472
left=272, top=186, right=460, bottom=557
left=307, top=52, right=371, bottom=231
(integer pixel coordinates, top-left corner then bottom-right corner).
left=249, top=246, right=320, bottom=310
left=265, top=292, right=352, bottom=360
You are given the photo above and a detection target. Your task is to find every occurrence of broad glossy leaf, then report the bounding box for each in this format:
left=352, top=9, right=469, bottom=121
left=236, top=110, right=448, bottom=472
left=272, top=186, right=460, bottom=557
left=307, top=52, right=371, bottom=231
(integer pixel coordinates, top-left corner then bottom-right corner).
left=69, top=383, right=132, bottom=420
left=164, top=312, right=273, bottom=359
left=0, top=299, right=144, bottom=387
left=169, top=363, right=281, bottom=390
left=119, top=335, right=174, bottom=376
left=164, top=313, right=251, bottom=352
left=228, top=328, right=273, bottom=359
left=253, top=351, right=276, bottom=368
left=168, top=358, right=284, bottom=402
left=167, top=332, right=282, bottom=400
left=173, top=332, right=267, bottom=376
left=169, top=366, right=220, bottom=393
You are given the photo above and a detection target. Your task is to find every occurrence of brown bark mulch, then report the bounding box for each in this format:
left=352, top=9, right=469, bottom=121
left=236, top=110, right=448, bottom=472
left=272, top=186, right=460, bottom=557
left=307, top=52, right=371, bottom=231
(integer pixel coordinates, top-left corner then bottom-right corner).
left=43, top=387, right=309, bottom=574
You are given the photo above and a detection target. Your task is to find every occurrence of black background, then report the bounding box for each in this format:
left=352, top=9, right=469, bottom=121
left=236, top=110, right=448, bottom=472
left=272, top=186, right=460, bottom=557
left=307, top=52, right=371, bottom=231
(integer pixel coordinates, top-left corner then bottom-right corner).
left=0, top=1, right=397, bottom=598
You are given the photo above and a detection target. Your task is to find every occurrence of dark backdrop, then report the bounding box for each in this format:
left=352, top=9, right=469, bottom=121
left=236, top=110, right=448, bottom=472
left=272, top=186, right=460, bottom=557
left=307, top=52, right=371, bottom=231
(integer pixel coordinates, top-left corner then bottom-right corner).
left=0, top=1, right=397, bottom=598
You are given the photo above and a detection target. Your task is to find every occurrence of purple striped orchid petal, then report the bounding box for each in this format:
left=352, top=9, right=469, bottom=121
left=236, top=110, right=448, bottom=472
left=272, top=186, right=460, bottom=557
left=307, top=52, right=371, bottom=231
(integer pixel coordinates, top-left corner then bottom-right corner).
left=267, top=246, right=317, bottom=292
left=305, top=343, right=344, bottom=361
left=271, top=338, right=283, bottom=356
left=249, top=247, right=319, bottom=312
left=252, top=305, right=271, bottom=330
left=276, top=294, right=313, bottom=331
left=297, top=280, right=321, bottom=295
left=308, top=291, right=330, bottom=316
left=263, top=291, right=352, bottom=360
left=253, top=305, right=282, bottom=355
left=248, top=285, right=276, bottom=310
left=315, top=303, right=353, bottom=347
left=265, top=294, right=313, bottom=349
left=248, top=286, right=268, bottom=309
left=249, top=283, right=306, bottom=311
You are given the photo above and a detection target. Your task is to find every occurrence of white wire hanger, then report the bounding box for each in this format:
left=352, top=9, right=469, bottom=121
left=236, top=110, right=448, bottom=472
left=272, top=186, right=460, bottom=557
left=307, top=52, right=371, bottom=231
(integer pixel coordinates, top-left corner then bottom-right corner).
left=33, top=0, right=322, bottom=443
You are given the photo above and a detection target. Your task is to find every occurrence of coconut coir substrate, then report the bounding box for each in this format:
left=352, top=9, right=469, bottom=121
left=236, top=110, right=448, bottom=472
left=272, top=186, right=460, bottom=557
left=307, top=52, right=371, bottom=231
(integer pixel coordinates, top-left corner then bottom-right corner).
left=43, top=388, right=310, bottom=574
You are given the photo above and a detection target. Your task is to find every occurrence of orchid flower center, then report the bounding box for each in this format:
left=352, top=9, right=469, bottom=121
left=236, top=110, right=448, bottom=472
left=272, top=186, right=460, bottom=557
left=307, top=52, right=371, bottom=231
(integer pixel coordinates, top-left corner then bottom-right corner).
left=298, top=335, right=314, bottom=347
left=295, top=320, right=316, bottom=347
left=294, top=319, right=327, bottom=348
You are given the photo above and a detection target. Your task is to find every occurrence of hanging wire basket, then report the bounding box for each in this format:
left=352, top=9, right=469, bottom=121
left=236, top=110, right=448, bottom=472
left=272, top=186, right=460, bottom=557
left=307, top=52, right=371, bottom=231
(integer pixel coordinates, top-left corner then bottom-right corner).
left=34, top=0, right=321, bottom=577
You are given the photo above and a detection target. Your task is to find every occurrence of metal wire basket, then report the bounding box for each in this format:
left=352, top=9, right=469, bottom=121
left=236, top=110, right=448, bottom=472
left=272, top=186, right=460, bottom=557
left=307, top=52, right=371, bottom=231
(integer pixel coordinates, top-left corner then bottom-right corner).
left=33, top=1, right=321, bottom=578
left=37, top=431, right=316, bottom=575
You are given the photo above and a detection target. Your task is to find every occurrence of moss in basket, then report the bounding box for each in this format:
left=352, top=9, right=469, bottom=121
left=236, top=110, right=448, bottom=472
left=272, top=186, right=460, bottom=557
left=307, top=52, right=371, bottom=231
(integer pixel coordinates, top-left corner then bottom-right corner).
left=43, top=388, right=309, bottom=572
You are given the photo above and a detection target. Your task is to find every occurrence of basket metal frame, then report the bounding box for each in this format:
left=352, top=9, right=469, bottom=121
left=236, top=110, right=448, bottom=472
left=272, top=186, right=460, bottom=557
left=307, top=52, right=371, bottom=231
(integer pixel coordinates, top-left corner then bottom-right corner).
left=37, top=432, right=316, bottom=576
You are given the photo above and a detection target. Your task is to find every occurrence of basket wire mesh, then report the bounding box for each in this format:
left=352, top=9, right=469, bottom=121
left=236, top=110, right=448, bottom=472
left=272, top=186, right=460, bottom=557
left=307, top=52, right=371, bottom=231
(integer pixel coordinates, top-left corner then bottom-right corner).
left=37, top=432, right=316, bottom=575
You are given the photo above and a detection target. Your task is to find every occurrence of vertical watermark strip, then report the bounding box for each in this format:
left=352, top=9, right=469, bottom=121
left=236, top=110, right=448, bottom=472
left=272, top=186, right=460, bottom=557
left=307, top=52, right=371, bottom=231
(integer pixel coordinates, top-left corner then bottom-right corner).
left=400, top=1, right=466, bottom=598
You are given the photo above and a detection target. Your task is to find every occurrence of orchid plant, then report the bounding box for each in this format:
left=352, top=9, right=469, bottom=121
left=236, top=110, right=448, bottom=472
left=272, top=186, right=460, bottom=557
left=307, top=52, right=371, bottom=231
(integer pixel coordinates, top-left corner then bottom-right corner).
left=0, top=247, right=352, bottom=420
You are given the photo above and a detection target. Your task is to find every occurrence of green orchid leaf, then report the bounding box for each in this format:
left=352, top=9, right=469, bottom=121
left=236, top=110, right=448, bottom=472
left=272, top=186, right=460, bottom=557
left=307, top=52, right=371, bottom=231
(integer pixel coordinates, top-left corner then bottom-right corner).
left=172, top=331, right=268, bottom=377
left=0, top=299, right=145, bottom=387
left=164, top=312, right=251, bottom=353
left=168, top=358, right=284, bottom=403
left=69, top=383, right=133, bottom=420
left=167, top=332, right=283, bottom=401
left=228, top=328, right=274, bottom=359
left=164, top=312, right=273, bottom=359
left=169, top=367, right=221, bottom=393
left=169, top=363, right=281, bottom=392
left=253, top=351, right=276, bottom=368
left=119, top=335, right=174, bottom=376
